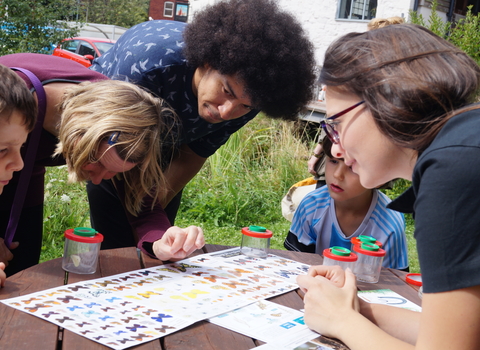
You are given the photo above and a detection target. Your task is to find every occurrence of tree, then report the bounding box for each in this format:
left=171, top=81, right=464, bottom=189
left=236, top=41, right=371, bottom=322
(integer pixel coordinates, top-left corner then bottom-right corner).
left=0, top=0, right=79, bottom=55
left=77, top=0, right=149, bottom=28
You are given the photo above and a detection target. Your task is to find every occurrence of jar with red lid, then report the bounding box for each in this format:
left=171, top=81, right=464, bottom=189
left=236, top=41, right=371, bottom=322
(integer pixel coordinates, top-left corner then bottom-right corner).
left=240, top=225, right=272, bottom=258
left=352, top=243, right=386, bottom=283
left=350, top=235, right=383, bottom=250
left=323, top=246, right=357, bottom=270
left=62, top=227, right=104, bottom=274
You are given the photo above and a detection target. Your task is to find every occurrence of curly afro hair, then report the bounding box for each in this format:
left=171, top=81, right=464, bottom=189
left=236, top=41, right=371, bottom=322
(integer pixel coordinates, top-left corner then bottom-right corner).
left=183, top=0, right=316, bottom=121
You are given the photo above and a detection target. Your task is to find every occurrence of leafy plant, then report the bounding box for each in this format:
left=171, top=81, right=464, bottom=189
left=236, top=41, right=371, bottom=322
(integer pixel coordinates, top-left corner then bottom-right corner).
left=0, top=0, right=79, bottom=55
left=410, top=0, right=480, bottom=65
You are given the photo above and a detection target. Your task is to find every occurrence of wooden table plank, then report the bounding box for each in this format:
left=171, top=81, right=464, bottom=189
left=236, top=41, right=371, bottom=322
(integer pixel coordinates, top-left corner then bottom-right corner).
left=0, top=258, right=65, bottom=349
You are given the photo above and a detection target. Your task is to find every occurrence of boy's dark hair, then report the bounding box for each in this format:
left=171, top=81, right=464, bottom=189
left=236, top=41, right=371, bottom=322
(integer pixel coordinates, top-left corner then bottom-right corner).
left=183, top=0, right=316, bottom=121
left=0, top=64, right=36, bottom=131
left=321, top=135, right=334, bottom=159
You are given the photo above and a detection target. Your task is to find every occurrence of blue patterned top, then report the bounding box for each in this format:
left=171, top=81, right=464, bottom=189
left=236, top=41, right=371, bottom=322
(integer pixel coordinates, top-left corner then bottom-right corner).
left=91, top=20, right=258, bottom=158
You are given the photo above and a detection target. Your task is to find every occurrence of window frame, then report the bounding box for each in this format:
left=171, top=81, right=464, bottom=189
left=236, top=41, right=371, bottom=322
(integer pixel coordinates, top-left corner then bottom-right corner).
left=337, top=0, right=377, bottom=21
left=164, top=1, right=174, bottom=18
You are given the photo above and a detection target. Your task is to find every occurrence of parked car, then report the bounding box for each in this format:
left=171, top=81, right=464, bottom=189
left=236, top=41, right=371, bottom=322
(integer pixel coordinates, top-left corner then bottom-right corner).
left=52, top=37, right=115, bottom=67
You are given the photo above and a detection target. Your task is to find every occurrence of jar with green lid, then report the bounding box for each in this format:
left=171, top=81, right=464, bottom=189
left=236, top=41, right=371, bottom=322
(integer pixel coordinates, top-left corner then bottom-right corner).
left=352, top=243, right=386, bottom=283
left=240, top=225, right=272, bottom=258
left=62, top=227, right=104, bottom=274
left=350, top=235, right=383, bottom=250
left=323, top=246, right=357, bottom=270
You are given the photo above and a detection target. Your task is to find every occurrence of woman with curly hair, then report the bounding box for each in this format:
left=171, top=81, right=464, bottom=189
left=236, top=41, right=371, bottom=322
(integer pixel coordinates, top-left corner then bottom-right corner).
left=89, top=0, right=317, bottom=252
left=0, top=54, right=204, bottom=276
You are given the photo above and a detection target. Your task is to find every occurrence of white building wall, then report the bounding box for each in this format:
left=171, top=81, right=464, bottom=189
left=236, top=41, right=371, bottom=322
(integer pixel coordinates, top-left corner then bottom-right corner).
left=188, top=0, right=442, bottom=66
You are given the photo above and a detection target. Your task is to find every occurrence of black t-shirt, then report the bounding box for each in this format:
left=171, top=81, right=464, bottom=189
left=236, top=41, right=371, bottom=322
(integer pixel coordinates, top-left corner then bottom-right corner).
left=389, top=107, right=480, bottom=293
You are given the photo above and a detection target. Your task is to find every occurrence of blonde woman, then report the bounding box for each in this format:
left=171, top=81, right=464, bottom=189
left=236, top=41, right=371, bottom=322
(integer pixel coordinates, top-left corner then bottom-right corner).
left=0, top=54, right=204, bottom=276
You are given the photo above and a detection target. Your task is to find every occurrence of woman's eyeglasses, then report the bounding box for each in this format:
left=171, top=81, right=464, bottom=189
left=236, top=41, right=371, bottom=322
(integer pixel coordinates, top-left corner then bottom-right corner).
left=320, top=101, right=365, bottom=144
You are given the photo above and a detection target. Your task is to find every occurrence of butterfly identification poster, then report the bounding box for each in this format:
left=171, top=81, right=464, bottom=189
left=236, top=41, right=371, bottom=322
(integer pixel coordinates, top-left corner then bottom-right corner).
left=1, top=248, right=309, bottom=349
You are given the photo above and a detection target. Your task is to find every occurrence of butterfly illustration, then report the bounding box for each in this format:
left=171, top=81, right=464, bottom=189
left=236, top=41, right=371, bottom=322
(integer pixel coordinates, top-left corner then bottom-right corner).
left=152, top=274, right=171, bottom=281
left=106, top=297, right=122, bottom=303
left=88, top=289, right=109, bottom=298
left=126, top=324, right=147, bottom=332
left=204, top=275, right=227, bottom=283
left=56, top=316, right=75, bottom=324
left=101, top=307, right=114, bottom=312
left=121, top=317, right=138, bottom=324
left=67, top=285, right=89, bottom=292
left=137, top=291, right=160, bottom=299
left=142, top=309, right=157, bottom=315
left=131, top=333, right=152, bottom=341
left=151, top=313, right=173, bottom=322
left=57, top=295, right=82, bottom=303
left=80, top=330, right=93, bottom=335
left=84, top=302, right=101, bottom=308
left=155, top=325, right=176, bottom=333
left=138, top=270, right=154, bottom=276
left=157, top=267, right=180, bottom=274
left=82, top=310, right=100, bottom=317
left=222, top=281, right=248, bottom=289
left=170, top=263, right=201, bottom=272
left=25, top=304, right=51, bottom=312
left=117, top=338, right=134, bottom=344
left=43, top=301, right=61, bottom=305
left=120, top=301, right=132, bottom=306
left=99, top=315, right=114, bottom=321
left=94, top=336, right=106, bottom=340
left=96, top=280, right=119, bottom=287
left=114, top=330, right=127, bottom=336
left=42, top=311, right=60, bottom=318
left=21, top=297, right=41, bottom=305
left=67, top=305, right=84, bottom=311
left=100, top=325, right=113, bottom=330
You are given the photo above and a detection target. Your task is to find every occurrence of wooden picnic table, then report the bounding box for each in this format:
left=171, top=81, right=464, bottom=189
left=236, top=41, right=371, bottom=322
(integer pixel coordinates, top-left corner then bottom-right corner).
left=0, top=244, right=421, bottom=349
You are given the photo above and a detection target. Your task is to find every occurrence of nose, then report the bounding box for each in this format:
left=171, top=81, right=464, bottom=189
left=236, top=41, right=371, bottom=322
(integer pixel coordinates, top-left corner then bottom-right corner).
left=333, top=162, right=346, bottom=180
left=218, top=100, right=239, bottom=121
left=89, top=168, right=112, bottom=185
left=331, top=142, right=345, bottom=159
left=8, top=152, right=24, bottom=172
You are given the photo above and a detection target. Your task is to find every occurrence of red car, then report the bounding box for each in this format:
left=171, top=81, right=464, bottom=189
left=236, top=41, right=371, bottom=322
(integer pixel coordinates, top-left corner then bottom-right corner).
left=52, top=37, right=115, bottom=67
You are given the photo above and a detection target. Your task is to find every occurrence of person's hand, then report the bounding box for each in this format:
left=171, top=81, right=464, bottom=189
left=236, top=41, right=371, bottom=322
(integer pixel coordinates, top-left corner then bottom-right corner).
left=0, top=262, right=6, bottom=287
left=305, top=264, right=347, bottom=288
left=297, top=268, right=359, bottom=338
left=152, top=226, right=205, bottom=261
left=0, top=238, right=19, bottom=266
left=308, top=143, right=323, bottom=175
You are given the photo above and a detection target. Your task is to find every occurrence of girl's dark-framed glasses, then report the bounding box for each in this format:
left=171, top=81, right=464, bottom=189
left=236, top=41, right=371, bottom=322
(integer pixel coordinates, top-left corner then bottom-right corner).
left=320, top=101, right=365, bottom=144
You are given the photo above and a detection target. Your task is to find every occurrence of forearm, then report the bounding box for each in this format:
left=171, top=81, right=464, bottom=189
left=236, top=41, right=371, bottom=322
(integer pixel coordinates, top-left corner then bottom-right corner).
left=359, top=299, right=419, bottom=345
left=161, top=144, right=206, bottom=207
left=335, top=310, right=415, bottom=350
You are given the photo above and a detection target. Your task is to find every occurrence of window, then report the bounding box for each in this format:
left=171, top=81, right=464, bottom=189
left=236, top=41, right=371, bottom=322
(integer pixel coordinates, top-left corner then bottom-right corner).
left=455, top=0, right=480, bottom=16
left=164, top=2, right=174, bottom=17
left=78, top=41, right=95, bottom=57
left=62, top=40, right=79, bottom=53
left=337, top=0, right=377, bottom=20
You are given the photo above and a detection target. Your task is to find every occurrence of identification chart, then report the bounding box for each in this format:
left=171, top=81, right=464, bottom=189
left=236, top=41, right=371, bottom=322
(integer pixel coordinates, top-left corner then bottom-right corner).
left=1, top=248, right=308, bottom=349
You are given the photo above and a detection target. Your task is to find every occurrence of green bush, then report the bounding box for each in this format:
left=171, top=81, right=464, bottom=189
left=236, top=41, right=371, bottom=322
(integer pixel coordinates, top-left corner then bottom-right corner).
left=410, top=0, right=480, bottom=66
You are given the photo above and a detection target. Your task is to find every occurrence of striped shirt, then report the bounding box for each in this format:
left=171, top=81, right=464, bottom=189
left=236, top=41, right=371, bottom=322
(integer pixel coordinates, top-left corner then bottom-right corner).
left=289, top=186, right=408, bottom=269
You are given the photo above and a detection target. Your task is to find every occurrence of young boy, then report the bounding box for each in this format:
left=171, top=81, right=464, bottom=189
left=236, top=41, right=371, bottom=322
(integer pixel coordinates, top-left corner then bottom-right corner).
left=0, top=64, right=37, bottom=285
left=284, top=137, right=408, bottom=270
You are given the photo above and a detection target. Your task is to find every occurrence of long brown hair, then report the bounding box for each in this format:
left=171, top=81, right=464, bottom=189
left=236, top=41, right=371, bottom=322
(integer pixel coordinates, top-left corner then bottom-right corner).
left=320, top=24, right=480, bottom=153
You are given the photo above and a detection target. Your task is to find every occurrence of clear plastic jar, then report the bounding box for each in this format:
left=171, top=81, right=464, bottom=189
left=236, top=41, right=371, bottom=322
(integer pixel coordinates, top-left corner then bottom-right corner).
left=350, top=235, right=383, bottom=250
left=240, top=225, right=272, bottom=258
left=62, top=227, right=104, bottom=274
left=323, top=246, right=357, bottom=270
left=353, top=243, right=385, bottom=283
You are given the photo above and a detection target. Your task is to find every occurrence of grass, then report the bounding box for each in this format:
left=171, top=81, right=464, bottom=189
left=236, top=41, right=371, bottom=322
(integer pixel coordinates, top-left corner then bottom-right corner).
left=41, top=115, right=419, bottom=273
